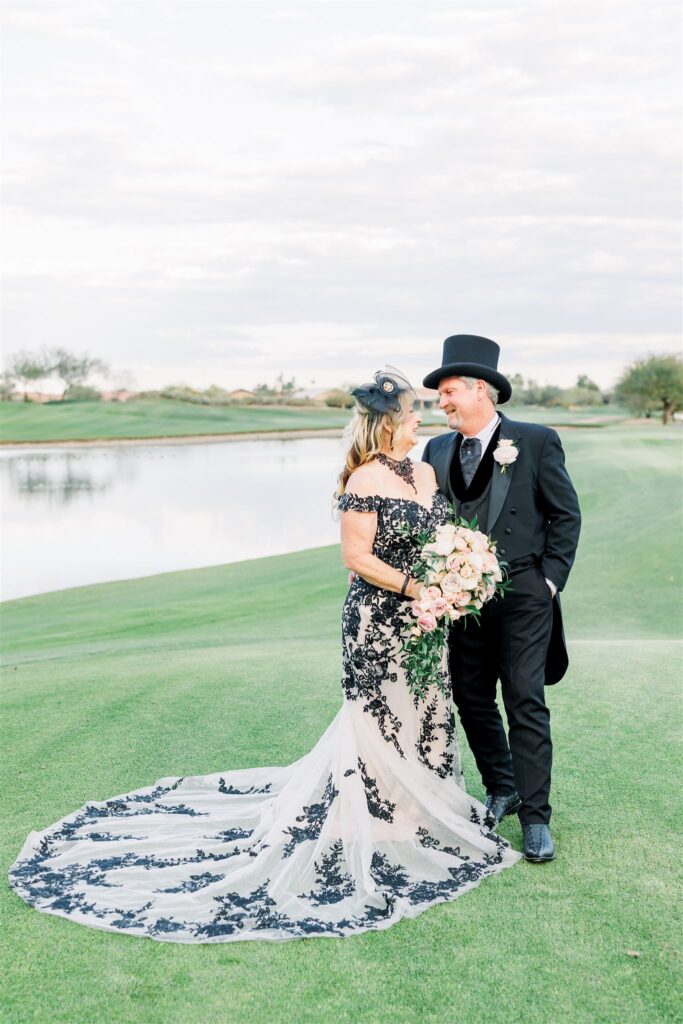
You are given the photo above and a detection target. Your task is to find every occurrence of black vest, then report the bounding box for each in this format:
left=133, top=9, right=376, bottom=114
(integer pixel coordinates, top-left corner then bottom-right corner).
left=450, top=423, right=502, bottom=530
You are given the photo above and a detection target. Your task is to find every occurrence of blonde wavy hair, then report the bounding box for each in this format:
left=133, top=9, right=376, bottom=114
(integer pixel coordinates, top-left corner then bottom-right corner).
left=335, top=390, right=414, bottom=500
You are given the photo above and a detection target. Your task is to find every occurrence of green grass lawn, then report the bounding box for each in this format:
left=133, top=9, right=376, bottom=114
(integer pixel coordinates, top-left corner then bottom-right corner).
left=0, top=399, right=353, bottom=442
left=0, top=398, right=628, bottom=443
left=2, top=426, right=682, bottom=1023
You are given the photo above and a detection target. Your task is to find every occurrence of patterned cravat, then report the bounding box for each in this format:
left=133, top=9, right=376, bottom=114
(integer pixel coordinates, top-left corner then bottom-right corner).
left=459, top=436, right=482, bottom=489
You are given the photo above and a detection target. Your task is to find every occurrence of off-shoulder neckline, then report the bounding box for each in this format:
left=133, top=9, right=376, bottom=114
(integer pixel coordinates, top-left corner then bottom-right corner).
left=342, top=490, right=441, bottom=514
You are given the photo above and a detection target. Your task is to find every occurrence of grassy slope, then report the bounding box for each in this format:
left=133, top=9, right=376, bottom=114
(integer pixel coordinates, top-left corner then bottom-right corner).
left=0, top=400, right=352, bottom=442
left=2, top=426, right=682, bottom=1024
left=0, top=399, right=627, bottom=443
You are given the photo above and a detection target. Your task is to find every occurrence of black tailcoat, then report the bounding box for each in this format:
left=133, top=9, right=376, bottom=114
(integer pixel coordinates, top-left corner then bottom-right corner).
left=422, top=412, right=581, bottom=684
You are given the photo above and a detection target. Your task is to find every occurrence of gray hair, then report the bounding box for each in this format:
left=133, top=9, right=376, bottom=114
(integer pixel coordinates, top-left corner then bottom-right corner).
left=459, top=376, right=499, bottom=405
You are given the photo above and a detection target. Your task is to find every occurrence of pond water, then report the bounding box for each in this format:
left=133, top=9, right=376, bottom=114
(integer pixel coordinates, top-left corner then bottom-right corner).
left=1, top=436, right=429, bottom=601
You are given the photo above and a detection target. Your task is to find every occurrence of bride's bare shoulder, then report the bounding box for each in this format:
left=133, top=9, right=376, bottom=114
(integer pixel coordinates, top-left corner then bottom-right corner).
left=345, top=461, right=383, bottom=496
left=413, top=460, right=437, bottom=485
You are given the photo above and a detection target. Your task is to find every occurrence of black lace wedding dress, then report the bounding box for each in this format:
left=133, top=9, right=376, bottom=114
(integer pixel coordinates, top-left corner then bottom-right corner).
left=9, top=490, right=519, bottom=943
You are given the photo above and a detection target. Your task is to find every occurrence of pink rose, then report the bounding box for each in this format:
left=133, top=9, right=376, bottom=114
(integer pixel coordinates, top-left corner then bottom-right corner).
left=455, top=591, right=470, bottom=607
left=432, top=598, right=449, bottom=618
left=425, top=586, right=441, bottom=601
left=446, top=553, right=464, bottom=571
left=417, top=612, right=438, bottom=633
left=448, top=607, right=462, bottom=622
left=440, top=572, right=463, bottom=597
left=453, top=533, right=469, bottom=552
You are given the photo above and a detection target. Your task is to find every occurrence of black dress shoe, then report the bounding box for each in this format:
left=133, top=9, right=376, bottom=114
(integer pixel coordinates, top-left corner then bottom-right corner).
left=522, top=824, right=556, bottom=863
left=484, top=790, right=522, bottom=824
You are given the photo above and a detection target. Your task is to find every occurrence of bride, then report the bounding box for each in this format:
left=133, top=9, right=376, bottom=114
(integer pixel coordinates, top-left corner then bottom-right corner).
left=9, top=368, right=519, bottom=943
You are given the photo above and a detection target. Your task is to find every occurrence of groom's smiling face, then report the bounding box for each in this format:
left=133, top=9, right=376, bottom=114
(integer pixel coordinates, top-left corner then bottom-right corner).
left=437, top=377, right=480, bottom=431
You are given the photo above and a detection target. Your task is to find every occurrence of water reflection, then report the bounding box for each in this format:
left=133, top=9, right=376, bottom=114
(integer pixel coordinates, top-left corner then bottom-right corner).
left=1, top=437, right=427, bottom=601
left=4, top=451, right=117, bottom=503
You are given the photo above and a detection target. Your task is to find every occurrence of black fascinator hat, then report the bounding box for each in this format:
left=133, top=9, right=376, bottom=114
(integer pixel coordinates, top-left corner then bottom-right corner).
left=351, top=366, right=416, bottom=415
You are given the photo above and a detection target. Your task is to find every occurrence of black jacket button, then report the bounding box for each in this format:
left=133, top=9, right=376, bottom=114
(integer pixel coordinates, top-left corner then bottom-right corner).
left=505, top=527, right=512, bottom=535
left=510, top=508, right=517, bottom=515
left=499, top=548, right=506, bottom=555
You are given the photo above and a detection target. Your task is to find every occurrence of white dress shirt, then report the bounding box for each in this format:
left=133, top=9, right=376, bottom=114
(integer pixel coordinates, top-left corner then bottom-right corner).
left=459, top=413, right=500, bottom=463
left=460, top=413, right=557, bottom=596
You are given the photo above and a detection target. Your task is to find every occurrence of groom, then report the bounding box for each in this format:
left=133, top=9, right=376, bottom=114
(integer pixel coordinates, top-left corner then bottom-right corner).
left=422, top=335, right=581, bottom=862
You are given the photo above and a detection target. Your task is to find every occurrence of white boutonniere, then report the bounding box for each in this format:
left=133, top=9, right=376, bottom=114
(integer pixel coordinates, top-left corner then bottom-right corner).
left=493, top=438, right=519, bottom=473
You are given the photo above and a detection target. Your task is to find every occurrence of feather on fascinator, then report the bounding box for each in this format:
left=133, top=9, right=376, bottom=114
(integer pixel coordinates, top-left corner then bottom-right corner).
left=351, top=366, right=416, bottom=414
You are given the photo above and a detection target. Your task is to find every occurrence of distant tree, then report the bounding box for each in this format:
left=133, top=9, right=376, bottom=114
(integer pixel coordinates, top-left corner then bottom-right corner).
left=553, top=386, right=600, bottom=408
left=324, top=388, right=354, bottom=409
left=576, top=374, right=601, bottom=392
left=253, top=373, right=301, bottom=404
left=5, top=350, right=50, bottom=400
left=63, top=384, right=102, bottom=402
left=508, top=373, right=525, bottom=397
left=49, top=348, right=108, bottom=400
left=275, top=372, right=298, bottom=396
left=518, top=380, right=563, bottom=406
left=0, top=370, right=16, bottom=401
left=615, top=354, right=683, bottom=425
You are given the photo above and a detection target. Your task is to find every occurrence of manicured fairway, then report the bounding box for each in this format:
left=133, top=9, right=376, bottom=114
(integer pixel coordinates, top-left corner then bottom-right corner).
left=0, top=399, right=353, bottom=442
left=2, top=425, right=681, bottom=1023
left=0, top=398, right=625, bottom=443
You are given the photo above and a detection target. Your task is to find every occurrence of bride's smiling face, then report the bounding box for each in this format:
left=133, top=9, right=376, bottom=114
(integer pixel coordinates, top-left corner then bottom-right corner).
left=389, top=401, right=421, bottom=452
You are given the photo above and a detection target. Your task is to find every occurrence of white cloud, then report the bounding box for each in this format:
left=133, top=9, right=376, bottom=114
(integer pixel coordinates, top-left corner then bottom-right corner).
left=1, top=0, right=680, bottom=391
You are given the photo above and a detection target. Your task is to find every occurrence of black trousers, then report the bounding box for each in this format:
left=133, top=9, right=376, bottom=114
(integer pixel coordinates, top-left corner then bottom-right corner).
left=449, top=566, right=554, bottom=825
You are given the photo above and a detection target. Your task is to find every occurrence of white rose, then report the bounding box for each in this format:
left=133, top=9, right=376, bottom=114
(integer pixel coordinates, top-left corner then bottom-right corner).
left=482, top=552, right=498, bottom=573
left=440, top=572, right=463, bottom=597
left=493, top=443, right=519, bottom=467
left=467, top=552, right=485, bottom=573
left=429, top=523, right=458, bottom=556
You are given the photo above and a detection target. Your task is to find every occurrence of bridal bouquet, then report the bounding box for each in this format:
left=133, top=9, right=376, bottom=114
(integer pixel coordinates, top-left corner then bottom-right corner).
left=400, top=513, right=508, bottom=699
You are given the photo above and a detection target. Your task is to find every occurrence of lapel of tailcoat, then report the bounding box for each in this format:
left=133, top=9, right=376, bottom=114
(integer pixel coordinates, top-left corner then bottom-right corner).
left=433, top=433, right=460, bottom=503
left=485, top=412, right=518, bottom=534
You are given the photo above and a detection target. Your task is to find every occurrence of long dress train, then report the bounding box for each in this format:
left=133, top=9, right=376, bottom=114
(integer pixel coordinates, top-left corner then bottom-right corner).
left=9, top=491, right=520, bottom=943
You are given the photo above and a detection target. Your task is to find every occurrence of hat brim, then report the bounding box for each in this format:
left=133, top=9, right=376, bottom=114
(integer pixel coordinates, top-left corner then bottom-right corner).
left=422, top=362, right=512, bottom=404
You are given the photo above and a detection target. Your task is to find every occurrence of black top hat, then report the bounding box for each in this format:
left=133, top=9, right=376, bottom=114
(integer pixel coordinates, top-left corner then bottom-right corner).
left=423, top=334, right=511, bottom=403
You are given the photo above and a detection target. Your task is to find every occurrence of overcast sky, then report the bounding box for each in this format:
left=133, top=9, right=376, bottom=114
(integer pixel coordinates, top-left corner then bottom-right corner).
left=2, top=0, right=681, bottom=393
